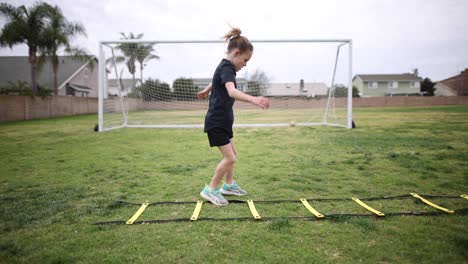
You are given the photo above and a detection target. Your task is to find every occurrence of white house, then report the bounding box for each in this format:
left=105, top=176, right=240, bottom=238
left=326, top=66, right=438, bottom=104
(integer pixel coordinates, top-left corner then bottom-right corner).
left=266, top=82, right=329, bottom=97
left=353, top=71, right=421, bottom=97
left=191, top=78, right=249, bottom=92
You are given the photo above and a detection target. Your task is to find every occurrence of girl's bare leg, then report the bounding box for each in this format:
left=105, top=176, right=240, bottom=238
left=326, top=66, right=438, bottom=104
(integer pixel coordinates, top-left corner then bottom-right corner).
left=209, top=142, right=236, bottom=188
left=224, top=139, right=236, bottom=185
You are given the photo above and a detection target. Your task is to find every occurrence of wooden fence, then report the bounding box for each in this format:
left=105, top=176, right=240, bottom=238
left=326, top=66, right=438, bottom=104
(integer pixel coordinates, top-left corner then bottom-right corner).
left=0, top=95, right=97, bottom=122
left=1, top=95, right=467, bottom=122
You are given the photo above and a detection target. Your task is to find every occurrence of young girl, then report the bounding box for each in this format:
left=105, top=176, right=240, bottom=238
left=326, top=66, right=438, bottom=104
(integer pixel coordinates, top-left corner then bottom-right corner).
left=197, top=27, right=270, bottom=206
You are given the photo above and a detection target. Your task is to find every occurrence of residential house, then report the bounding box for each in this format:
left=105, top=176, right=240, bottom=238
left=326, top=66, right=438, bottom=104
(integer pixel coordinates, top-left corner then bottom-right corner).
left=353, top=72, right=421, bottom=97
left=192, top=78, right=249, bottom=92
left=191, top=78, right=329, bottom=97
left=0, top=56, right=98, bottom=97
left=434, top=68, right=468, bottom=96
left=266, top=81, right=329, bottom=98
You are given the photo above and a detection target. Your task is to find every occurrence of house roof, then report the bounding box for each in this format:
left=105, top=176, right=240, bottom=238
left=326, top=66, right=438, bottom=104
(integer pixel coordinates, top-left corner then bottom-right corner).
left=191, top=78, right=213, bottom=87
left=68, top=83, right=91, bottom=93
left=436, top=68, right=468, bottom=96
left=266, top=82, right=328, bottom=96
left=0, top=56, right=96, bottom=90
left=191, top=78, right=248, bottom=87
left=434, top=82, right=457, bottom=96
left=354, top=73, right=421, bottom=82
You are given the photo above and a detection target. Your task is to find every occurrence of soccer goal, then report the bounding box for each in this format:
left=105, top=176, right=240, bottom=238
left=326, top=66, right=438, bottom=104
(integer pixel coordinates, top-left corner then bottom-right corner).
left=98, top=39, right=353, bottom=131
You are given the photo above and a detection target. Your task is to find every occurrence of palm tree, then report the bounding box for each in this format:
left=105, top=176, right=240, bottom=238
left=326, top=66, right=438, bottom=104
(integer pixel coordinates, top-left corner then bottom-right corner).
left=115, top=32, right=143, bottom=90
left=0, top=2, right=51, bottom=95
left=107, top=33, right=160, bottom=91
left=39, top=4, right=87, bottom=95
left=135, top=44, right=159, bottom=82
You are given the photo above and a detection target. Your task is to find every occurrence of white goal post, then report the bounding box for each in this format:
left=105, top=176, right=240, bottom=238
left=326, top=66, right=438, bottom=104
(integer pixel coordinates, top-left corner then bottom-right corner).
left=98, top=39, right=353, bottom=132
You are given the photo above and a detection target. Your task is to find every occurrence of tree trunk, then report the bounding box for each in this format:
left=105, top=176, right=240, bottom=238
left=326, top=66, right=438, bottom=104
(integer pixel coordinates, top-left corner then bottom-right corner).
left=53, top=56, right=59, bottom=95
left=140, top=63, right=143, bottom=83
left=29, top=47, right=38, bottom=95
left=127, top=59, right=136, bottom=91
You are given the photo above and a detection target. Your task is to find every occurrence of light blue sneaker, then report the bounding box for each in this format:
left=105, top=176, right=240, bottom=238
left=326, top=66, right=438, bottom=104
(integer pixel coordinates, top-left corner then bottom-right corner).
left=220, top=182, right=247, bottom=196
left=200, top=186, right=229, bottom=206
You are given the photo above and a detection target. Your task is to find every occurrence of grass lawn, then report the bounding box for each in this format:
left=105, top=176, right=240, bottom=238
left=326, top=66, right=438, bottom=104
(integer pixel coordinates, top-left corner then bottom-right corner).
left=1, top=105, right=467, bottom=263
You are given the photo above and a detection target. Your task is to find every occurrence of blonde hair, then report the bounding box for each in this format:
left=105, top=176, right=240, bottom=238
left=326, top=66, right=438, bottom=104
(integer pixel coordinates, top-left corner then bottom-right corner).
left=223, top=27, right=253, bottom=53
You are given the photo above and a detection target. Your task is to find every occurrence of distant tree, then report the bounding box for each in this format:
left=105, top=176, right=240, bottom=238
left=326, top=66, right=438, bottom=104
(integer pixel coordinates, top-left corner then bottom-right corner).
left=0, top=80, right=31, bottom=95
left=109, top=32, right=143, bottom=90
left=135, top=44, right=159, bottom=82
left=173, top=78, right=199, bottom=100
left=331, top=85, right=360, bottom=97
left=39, top=3, right=88, bottom=95
left=0, top=80, right=51, bottom=96
left=420, top=78, right=436, bottom=96
left=0, top=2, right=51, bottom=95
left=132, top=79, right=170, bottom=101
left=108, top=33, right=160, bottom=85
left=247, top=69, right=269, bottom=96
left=247, top=81, right=261, bottom=96
left=332, top=85, right=346, bottom=97
left=352, top=85, right=360, bottom=97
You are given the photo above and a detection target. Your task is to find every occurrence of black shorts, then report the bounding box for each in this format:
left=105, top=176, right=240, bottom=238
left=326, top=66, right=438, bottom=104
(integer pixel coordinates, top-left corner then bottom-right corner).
left=207, top=127, right=233, bottom=147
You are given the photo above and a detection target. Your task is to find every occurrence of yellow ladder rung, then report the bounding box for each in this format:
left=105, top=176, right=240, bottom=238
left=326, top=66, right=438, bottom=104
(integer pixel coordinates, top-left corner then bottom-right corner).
left=247, top=200, right=261, bottom=220
left=190, top=201, right=203, bottom=221
left=352, top=198, right=385, bottom=217
left=461, top=194, right=468, bottom=200
left=126, top=203, right=149, bottom=225
left=300, top=199, right=325, bottom=218
left=410, top=193, right=454, bottom=214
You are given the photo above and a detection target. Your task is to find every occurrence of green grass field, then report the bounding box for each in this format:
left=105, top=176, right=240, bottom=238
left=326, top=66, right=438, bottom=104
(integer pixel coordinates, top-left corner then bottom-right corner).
left=1, top=106, right=467, bottom=263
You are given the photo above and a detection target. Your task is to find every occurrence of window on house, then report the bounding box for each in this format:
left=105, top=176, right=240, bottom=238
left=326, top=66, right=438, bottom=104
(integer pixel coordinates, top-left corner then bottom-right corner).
left=367, top=81, right=378, bottom=88
left=410, top=81, right=420, bottom=88
left=388, top=81, right=398, bottom=89
left=84, top=68, right=89, bottom=79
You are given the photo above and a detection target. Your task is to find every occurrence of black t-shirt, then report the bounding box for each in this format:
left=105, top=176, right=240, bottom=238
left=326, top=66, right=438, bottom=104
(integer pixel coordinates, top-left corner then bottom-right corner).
left=204, top=59, right=237, bottom=132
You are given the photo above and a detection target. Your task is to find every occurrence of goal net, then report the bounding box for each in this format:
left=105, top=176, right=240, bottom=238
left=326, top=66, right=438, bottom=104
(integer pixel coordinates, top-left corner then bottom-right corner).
left=98, top=39, right=352, bottom=131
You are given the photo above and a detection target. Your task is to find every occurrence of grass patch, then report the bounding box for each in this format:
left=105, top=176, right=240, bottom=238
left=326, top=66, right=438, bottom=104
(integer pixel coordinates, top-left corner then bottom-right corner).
left=0, top=106, right=467, bottom=263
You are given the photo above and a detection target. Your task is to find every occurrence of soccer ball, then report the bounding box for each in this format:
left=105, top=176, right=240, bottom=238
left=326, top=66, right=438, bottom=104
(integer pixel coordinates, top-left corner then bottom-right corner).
left=289, top=120, right=296, bottom=127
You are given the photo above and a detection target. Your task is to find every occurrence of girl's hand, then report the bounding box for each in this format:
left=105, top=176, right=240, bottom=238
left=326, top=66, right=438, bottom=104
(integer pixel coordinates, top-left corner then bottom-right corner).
left=254, top=96, right=270, bottom=109
left=197, top=89, right=209, bottom=99
left=197, top=84, right=212, bottom=99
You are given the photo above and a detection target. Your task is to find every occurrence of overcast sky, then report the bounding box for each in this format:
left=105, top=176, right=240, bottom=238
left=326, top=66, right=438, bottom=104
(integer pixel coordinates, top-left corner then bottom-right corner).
left=1, top=0, right=467, bottom=82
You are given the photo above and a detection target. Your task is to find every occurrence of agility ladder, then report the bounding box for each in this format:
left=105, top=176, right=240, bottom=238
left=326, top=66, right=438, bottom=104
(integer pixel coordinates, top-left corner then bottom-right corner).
left=94, top=193, right=468, bottom=225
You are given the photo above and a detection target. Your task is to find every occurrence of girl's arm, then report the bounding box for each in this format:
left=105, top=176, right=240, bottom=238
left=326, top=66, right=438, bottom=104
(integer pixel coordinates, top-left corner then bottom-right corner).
left=225, top=81, right=270, bottom=109
left=197, top=82, right=212, bottom=99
